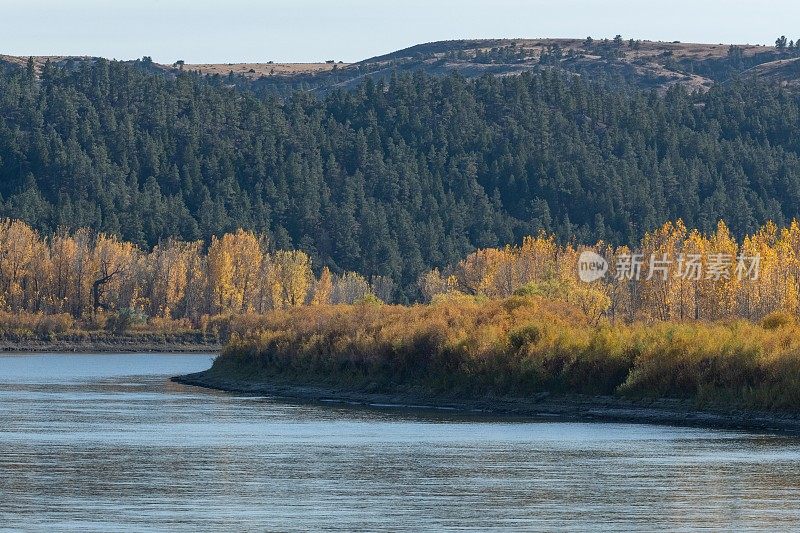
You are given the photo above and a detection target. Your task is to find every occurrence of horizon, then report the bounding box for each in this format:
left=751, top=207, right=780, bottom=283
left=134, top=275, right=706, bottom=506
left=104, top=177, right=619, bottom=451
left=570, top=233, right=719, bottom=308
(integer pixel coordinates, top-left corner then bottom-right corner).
left=2, top=0, right=799, bottom=64
left=0, top=36, right=784, bottom=66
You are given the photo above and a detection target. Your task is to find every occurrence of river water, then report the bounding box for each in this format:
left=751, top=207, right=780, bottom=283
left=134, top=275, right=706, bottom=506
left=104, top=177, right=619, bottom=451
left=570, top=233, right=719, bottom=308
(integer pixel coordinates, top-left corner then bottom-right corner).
left=2, top=353, right=800, bottom=531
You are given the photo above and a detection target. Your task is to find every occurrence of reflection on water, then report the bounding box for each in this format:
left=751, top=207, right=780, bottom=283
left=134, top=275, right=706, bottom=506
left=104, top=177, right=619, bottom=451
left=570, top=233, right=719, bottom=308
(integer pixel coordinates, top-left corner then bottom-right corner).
left=2, top=353, right=800, bottom=531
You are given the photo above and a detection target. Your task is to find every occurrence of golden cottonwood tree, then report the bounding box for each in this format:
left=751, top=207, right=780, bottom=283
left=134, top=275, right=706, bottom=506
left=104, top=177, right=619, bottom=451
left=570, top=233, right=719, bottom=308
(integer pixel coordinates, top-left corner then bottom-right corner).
left=49, top=232, right=78, bottom=313
left=149, top=240, right=199, bottom=318
left=311, top=267, right=333, bottom=306
left=0, top=220, right=40, bottom=310
left=454, top=248, right=506, bottom=297
left=207, top=230, right=263, bottom=313
left=269, top=250, right=313, bottom=308
left=516, top=234, right=558, bottom=284
left=638, top=221, right=686, bottom=321
left=181, top=242, right=207, bottom=320
left=697, top=221, right=739, bottom=320
left=776, top=222, right=800, bottom=316
left=418, top=268, right=454, bottom=302
left=675, top=229, right=704, bottom=321
left=738, top=222, right=779, bottom=319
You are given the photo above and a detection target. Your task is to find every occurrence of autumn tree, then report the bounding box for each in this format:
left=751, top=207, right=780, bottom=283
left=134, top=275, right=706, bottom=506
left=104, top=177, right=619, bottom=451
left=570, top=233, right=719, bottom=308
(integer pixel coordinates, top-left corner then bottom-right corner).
left=311, top=267, right=333, bottom=305
left=697, top=221, right=739, bottom=320
left=417, top=268, right=458, bottom=302
left=207, top=230, right=263, bottom=313
left=0, top=220, right=40, bottom=311
left=331, top=271, right=372, bottom=304
left=90, top=234, right=138, bottom=315
left=148, top=239, right=200, bottom=318
left=638, top=221, right=686, bottom=321
left=269, top=250, right=313, bottom=308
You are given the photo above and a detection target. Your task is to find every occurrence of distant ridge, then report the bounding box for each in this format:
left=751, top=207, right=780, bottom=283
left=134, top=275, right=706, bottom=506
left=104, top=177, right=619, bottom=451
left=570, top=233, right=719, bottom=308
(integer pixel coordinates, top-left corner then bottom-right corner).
left=3, top=37, right=799, bottom=94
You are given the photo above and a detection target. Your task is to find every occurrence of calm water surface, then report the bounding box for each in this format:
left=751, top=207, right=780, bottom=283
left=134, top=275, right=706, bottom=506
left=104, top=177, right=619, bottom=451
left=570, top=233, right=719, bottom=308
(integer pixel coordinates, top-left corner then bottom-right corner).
left=2, top=353, right=800, bottom=531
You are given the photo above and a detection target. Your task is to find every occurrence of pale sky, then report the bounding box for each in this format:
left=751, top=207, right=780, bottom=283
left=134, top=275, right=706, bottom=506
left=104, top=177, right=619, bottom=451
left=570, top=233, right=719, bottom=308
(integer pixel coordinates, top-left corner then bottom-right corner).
left=2, top=0, right=798, bottom=64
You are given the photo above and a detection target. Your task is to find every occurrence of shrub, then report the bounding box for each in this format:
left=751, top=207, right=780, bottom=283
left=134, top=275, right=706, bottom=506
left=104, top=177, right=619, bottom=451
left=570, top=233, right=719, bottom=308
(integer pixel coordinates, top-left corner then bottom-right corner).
left=508, top=323, right=544, bottom=351
left=513, top=279, right=570, bottom=299
left=761, top=311, right=795, bottom=330
left=0, top=311, right=33, bottom=335
left=148, top=315, right=194, bottom=333
left=105, top=308, right=147, bottom=334
left=0, top=311, right=75, bottom=338
left=34, top=314, right=74, bottom=337
left=354, top=293, right=382, bottom=306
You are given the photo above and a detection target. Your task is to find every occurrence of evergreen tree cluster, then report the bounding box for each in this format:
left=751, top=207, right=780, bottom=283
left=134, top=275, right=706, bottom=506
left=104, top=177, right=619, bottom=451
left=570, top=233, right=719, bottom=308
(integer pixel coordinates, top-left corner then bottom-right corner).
left=1, top=59, right=800, bottom=300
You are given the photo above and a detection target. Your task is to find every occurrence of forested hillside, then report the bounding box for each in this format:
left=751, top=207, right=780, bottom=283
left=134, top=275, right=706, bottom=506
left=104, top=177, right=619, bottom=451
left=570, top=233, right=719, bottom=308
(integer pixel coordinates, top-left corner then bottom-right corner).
left=1, top=58, right=800, bottom=299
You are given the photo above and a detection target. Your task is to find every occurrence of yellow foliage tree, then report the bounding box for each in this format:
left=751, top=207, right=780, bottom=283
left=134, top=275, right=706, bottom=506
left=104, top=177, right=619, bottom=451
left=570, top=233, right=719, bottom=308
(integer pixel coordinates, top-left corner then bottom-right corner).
left=639, top=220, right=686, bottom=321
left=270, top=250, right=313, bottom=308
left=311, top=267, right=333, bottom=305
left=0, top=220, right=40, bottom=310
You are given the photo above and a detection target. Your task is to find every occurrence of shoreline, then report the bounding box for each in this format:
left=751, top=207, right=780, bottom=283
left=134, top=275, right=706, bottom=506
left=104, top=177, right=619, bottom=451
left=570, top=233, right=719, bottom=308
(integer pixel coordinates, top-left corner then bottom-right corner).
left=173, top=371, right=800, bottom=436
left=0, top=338, right=221, bottom=354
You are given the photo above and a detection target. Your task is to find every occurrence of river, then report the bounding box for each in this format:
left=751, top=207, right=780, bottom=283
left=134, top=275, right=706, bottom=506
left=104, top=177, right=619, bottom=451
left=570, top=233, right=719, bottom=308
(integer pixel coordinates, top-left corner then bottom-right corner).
left=2, top=353, right=800, bottom=531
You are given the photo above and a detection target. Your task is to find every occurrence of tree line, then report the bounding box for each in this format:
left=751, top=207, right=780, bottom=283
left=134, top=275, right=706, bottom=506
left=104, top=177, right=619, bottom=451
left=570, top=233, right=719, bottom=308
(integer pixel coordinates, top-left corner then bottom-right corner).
left=4, top=216, right=800, bottom=325
left=0, top=219, right=387, bottom=322
left=421, top=220, right=800, bottom=324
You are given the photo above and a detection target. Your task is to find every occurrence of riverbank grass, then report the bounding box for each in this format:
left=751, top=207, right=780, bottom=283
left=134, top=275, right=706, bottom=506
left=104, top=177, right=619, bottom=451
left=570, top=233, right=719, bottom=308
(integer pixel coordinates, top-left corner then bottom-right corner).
left=209, top=297, right=800, bottom=412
